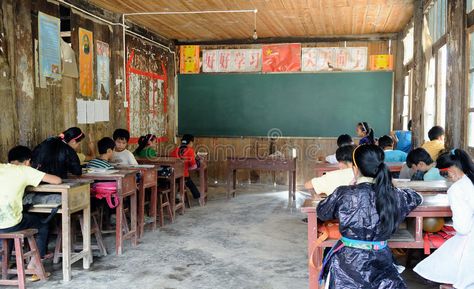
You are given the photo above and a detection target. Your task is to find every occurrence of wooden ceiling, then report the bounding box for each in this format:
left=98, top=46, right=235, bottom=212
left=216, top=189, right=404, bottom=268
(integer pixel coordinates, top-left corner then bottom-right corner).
left=88, top=0, right=414, bottom=42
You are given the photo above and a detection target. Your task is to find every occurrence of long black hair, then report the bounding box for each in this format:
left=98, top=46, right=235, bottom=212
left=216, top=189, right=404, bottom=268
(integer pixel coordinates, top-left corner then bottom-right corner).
left=353, top=144, right=398, bottom=236
left=134, top=134, right=156, bottom=155
left=178, top=134, right=194, bottom=156
left=60, top=127, right=84, bottom=143
left=436, top=149, right=474, bottom=185
left=358, top=121, right=375, bottom=144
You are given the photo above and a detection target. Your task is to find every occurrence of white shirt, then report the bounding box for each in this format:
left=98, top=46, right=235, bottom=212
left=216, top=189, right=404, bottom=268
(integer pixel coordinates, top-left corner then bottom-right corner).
left=414, top=175, right=474, bottom=288
left=111, top=149, right=138, bottom=166
left=325, top=154, right=338, bottom=164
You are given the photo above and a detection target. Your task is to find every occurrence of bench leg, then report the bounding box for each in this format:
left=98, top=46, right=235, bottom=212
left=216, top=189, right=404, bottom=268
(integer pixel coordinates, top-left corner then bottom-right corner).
left=26, top=236, right=47, bottom=280
left=13, top=239, right=26, bottom=289
left=2, top=239, right=8, bottom=280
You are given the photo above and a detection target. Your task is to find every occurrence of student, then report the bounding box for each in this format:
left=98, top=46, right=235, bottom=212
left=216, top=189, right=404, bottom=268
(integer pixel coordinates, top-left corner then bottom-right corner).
left=421, top=125, right=445, bottom=161
left=356, top=121, right=375, bottom=145
left=305, top=145, right=356, bottom=197
left=391, top=120, right=412, bottom=153
left=317, top=144, right=422, bottom=288
left=378, top=135, right=407, bottom=163
left=0, top=146, right=61, bottom=260
left=111, top=129, right=138, bottom=165
left=405, top=148, right=444, bottom=181
left=87, top=137, right=116, bottom=170
left=414, top=149, right=474, bottom=288
left=325, top=134, right=354, bottom=164
left=170, top=134, right=201, bottom=200
left=134, top=134, right=158, bottom=158
left=32, top=127, right=83, bottom=178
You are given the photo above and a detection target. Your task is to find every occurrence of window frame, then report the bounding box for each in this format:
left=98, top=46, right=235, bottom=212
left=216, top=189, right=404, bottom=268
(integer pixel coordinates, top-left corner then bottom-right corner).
left=466, top=26, right=474, bottom=154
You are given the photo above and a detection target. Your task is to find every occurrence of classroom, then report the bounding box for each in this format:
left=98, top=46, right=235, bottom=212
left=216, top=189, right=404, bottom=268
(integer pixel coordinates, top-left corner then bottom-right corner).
left=0, top=0, right=473, bottom=288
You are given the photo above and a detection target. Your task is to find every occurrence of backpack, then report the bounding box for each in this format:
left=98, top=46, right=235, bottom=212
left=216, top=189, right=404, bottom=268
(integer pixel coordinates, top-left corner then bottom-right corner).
left=91, top=182, right=119, bottom=208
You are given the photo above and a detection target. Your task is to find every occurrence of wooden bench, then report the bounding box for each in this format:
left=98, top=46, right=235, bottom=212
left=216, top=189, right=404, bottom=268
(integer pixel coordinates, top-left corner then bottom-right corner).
left=0, top=229, right=47, bottom=289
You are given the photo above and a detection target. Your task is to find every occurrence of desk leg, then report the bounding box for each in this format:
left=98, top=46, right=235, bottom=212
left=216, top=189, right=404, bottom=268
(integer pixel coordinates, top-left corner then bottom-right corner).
left=131, top=189, right=138, bottom=247
left=180, top=176, right=185, bottom=214
left=83, top=203, right=92, bottom=268
left=151, top=186, right=157, bottom=231
left=199, top=168, right=206, bottom=206
left=288, top=170, right=293, bottom=205
left=226, top=168, right=232, bottom=199
left=232, top=169, right=237, bottom=197
left=293, top=170, right=297, bottom=201
left=62, top=213, right=71, bottom=282
left=116, top=181, right=124, bottom=255
left=307, top=212, right=320, bottom=289
left=170, top=176, right=176, bottom=218
left=138, top=184, right=145, bottom=239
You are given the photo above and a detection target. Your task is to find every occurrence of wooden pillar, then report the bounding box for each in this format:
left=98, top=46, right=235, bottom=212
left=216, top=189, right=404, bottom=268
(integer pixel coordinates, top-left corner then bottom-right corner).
left=411, top=0, right=425, bottom=148
left=14, top=0, right=35, bottom=147
left=393, top=32, right=405, bottom=131
left=446, top=0, right=466, bottom=149
left=111, top=24, right=126, bottom=128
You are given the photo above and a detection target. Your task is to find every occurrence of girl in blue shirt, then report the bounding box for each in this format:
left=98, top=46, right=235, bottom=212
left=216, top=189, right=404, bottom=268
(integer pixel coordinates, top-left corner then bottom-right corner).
left=356, top=121, right=375, bottom=145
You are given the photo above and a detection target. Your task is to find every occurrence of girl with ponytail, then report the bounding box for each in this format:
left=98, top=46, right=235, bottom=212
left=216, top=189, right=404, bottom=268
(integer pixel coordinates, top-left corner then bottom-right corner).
left=317, top=144, right=422, bottom=288
left=414, top=149, right=474, bottom=288
left=356, top=121, right=375, bottom=145
left=133, top=134, right=157, bottom=158
left=31, top=127, right=84, bottom=178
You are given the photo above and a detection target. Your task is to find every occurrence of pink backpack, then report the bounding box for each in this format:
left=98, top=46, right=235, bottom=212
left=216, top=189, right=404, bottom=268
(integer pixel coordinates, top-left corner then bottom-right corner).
left=91, top=182, right=119, bottom=208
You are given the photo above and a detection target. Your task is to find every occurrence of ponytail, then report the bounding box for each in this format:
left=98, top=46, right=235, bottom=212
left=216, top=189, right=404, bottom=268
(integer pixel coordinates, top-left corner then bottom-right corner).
left=353, top=145, right=398, bottom=236
left=367, top=128, right=375, bottom=145
left=373, top=162, right=398, bottom=236
left=438, top=149, right=474, bottom=185
left=134, top=134, right=156, bottom=155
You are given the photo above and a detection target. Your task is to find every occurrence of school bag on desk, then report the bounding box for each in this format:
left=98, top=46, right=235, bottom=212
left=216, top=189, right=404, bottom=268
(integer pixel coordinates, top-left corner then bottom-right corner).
left=91, top=182, right=119, bottom=209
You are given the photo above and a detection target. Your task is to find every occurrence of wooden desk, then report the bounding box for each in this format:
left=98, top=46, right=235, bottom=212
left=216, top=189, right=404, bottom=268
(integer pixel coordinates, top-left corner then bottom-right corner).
left=226, top=157, right=297, bottom=204
left=78, top=170, right=138, bottom=255
left=301, top=195, right=452, bottom=289
left=115, top=165, right=158, bottom=239
left=194, top=159, right=208, bottom=205
left=26, top=181, right=92, bottom=282
left=314, top=162, right=404, bottom=177
left=393, top=179, right=452, bottom=194
left=137, top=157, right=186, bottom=217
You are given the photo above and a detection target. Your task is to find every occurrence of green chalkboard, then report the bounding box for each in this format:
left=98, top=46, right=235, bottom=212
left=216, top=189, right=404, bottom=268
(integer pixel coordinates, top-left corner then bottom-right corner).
left=178, top=72, right=393, bottom=137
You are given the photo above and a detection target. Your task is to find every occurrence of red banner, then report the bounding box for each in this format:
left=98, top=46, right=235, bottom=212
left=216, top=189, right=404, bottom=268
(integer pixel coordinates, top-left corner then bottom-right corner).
left=262, top=43, right=301, bottom=72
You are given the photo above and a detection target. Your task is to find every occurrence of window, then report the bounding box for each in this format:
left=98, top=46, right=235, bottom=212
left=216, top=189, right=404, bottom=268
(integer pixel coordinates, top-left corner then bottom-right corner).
left=403, top=26, right=414, bottom=66
left=426, top=0, right=447, bottom=43
left=469, top=0, right=474, bottom=14
left=468, top=32, right=474, bottom=148
left=402, top=70, right=413, bottom=130
left=424, top=57, right=436, bottom=140
left=436, top=45, right=447, bottom=127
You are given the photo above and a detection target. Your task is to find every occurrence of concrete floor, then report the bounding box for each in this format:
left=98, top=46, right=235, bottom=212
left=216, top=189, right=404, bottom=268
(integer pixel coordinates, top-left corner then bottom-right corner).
left=27, top=185, right=439, bottom=289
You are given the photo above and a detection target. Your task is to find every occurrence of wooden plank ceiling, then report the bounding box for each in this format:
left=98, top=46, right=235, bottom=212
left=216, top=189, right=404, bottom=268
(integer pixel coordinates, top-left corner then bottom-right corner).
left=88, top=0, right=414, bottom=42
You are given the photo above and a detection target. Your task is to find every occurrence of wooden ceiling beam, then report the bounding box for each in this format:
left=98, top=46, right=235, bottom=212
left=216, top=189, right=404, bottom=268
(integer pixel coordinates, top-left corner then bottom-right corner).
left=175, top=33, right=398, bottom=45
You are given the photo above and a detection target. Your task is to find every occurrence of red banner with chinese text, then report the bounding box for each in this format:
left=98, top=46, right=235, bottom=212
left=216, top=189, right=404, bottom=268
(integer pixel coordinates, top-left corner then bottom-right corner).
left=262, top=43, right=301, bottom=72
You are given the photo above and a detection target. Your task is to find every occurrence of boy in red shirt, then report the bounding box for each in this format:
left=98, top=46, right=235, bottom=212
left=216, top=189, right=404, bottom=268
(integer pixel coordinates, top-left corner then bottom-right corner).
left=170, top=134, right=201, bottom=200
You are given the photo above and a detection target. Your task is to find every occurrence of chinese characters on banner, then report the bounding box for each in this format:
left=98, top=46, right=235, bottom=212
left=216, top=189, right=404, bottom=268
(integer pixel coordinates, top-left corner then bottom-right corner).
left=96, top=41, right=110, bottom=99
left=202, top=49, right=262, bottom=72
left=262, top=43, right=301, bottom=72
left=180, top=45, right=200, bottom=73
left=79, top=28, right=93, bottom=97
left=38, top=12, right=61, bottom=79
left=301, top=47, right=368, bottom=71
left=369, top=54, right=394, bottom=70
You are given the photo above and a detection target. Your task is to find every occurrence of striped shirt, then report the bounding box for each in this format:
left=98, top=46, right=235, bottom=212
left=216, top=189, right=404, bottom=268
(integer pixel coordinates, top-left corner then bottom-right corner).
left=86, top=158, right=114, bottom=170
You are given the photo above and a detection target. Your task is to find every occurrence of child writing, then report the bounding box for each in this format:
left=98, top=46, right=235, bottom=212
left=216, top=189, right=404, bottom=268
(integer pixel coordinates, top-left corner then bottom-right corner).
left=87, top=137, right=116, bottom=170
left=134, top=134, right=158, bottom=158
left=325, top=134, right=353, bottom=164
left=378, top=135, right=407, bottom=162
left=305, top=145, right=356, bottom=197
left=414, top=149, right=474, bottom=288
left=32, top=127, right=84, bottom=178
left=421, top=125, right=445, bottom=161
left=170, top=134, right=201, bottom=200
left=0, top=146, right=61, bottom=260
left=356, top=121, right=375, bottom=145
left=111, top=129, right=138, bottom=166
left=403, top=148, right=444, bottom=181
left=317, top=145, right=422, bottom=288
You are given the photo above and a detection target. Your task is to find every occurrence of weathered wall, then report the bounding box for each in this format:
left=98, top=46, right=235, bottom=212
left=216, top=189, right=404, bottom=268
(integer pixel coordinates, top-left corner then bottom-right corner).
left=0, top=0, right=176, bottom=162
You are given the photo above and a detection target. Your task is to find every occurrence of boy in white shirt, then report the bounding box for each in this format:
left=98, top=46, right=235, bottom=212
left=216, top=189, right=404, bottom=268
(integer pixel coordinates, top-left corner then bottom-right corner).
left=0, top=146, right=61, bottom=259
left=111, top=129, right=138, bottom=166
left=306, top=145, right=356, bottom=197
left=325, top=134, right=354, bottom=164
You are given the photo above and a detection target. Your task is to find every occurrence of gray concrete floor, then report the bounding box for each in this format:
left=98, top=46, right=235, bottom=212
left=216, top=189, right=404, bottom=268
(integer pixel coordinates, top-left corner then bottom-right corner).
left=27, top=185, right=438, bottom=289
